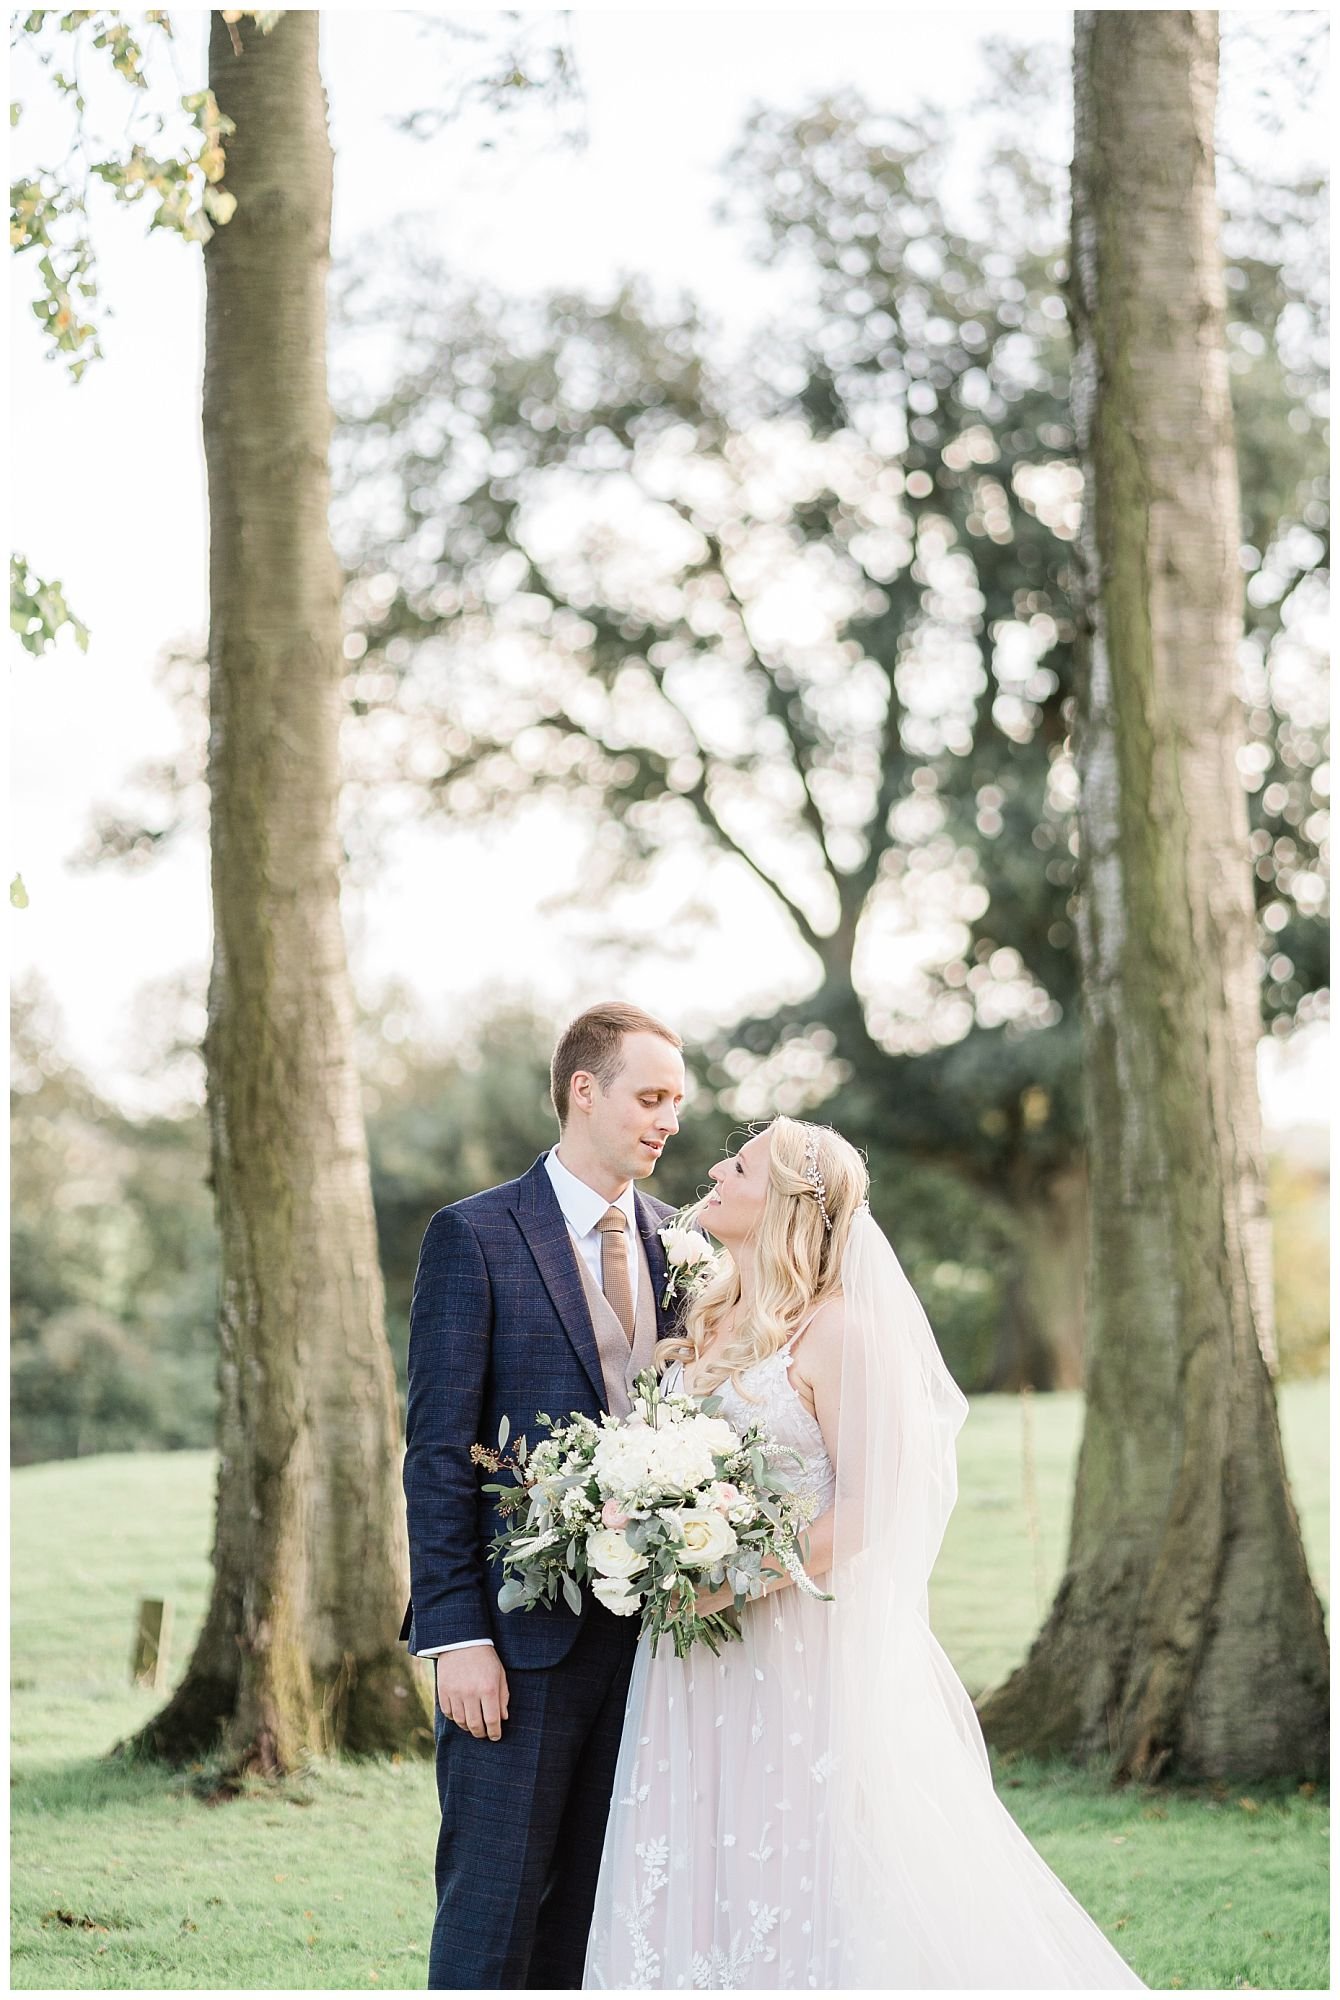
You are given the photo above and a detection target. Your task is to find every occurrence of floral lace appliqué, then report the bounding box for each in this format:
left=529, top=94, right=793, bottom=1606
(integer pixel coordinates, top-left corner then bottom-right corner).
left=690, top=1901, right=782, bottom=1990
left=612, top=1834, right=670, bottom=1990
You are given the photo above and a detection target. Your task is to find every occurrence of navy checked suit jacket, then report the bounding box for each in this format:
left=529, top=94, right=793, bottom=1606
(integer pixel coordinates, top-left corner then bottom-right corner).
left=400, top=1154, right=678, bottom=1670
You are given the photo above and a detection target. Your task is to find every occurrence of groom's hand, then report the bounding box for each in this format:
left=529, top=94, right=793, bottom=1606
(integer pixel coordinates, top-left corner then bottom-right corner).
left=436, top=1645, right=510, bottom=1742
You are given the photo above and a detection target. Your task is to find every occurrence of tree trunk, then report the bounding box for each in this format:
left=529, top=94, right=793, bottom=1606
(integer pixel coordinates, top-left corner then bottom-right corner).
left=976, top=11, right=1327, bottom=1782
left=122, top=11, right=429, bottom=1773
left=988, top=1158, right=1088, bottom=1392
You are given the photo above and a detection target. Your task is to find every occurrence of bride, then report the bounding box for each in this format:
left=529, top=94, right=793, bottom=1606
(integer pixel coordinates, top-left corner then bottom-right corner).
left=583, top=1117, right=1145, bottom=1990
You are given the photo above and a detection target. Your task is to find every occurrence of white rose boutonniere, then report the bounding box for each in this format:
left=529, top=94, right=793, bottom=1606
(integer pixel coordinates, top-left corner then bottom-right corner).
left=657, top=1212, right=717, bottom=1311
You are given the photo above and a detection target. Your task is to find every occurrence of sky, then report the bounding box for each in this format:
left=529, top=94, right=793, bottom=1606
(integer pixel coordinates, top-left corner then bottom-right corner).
left=7, top=6, right=1331, bottom=1131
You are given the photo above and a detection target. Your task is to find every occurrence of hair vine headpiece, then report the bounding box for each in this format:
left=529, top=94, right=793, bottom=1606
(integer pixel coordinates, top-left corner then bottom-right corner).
left=802, top=1129, right=833, bottom=1231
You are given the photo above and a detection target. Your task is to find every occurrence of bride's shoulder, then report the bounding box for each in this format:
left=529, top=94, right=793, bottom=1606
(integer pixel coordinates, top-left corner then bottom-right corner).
left=807, top=1290, right=845, bottom=1333
left=793, top=1291, right=845, bottom=1363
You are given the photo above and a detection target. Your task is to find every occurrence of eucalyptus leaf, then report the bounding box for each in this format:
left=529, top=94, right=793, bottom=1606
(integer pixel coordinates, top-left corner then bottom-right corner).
left=561, top=1571, right=583, bottom=1616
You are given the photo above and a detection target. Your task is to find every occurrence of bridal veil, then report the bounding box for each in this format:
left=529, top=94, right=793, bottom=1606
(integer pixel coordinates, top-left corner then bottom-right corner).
left=824, top=1206, right=1145, bottom=1988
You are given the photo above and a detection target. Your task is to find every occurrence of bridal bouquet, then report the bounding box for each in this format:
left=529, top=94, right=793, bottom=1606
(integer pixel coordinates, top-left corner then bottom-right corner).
left=473, top=1368, right=830, bottom=1658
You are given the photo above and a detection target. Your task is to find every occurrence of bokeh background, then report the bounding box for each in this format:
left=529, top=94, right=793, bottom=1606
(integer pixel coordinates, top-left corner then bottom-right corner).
left=10, top=10, right=1329, bottom=1465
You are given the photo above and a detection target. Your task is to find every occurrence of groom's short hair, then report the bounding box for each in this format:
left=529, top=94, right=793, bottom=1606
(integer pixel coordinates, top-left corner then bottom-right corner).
left=551, top=1002, right=682, bottom=1124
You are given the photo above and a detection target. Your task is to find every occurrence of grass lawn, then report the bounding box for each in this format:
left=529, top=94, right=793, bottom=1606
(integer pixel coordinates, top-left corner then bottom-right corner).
left=11, top=1381, right=1329, bottom=1990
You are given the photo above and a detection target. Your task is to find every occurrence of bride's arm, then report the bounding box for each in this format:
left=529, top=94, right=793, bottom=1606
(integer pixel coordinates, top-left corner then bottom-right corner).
left=696, top=1300, right=845, bottom=1611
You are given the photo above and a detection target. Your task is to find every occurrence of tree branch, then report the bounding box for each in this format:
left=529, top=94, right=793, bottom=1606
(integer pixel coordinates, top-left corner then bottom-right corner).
left=541, top=702, right=831, bottom=960
left=642, top=490, right=843, bottom=886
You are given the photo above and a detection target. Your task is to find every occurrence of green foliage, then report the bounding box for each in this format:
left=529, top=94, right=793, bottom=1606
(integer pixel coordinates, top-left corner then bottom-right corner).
left=11, top=551, right=89, bottom=655
left=364, top=1004, right=557, bottom=1381
left=9, top=986, right=219, bottom=1464
left=8, top=11, right=258, bottom=377
left=9, top=9, right=276, bottom=652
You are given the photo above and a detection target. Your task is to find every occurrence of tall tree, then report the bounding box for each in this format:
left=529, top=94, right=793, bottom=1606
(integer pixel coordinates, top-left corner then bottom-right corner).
left=124, top=10, right=425, bottom=1773
left=976, top=11, right=1327, bottom=1781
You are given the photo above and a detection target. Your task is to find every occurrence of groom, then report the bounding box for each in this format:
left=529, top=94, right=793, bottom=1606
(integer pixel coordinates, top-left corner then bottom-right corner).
left=401, top=1001, right=688, bottom=1990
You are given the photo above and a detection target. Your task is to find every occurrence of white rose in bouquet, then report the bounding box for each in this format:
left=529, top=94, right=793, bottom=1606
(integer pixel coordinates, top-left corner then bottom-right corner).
left=590, top=1576, right=642, bottom=1616
left=686, top=1413, right=737, bottom=1455
left=662, top=1506, right=738, bottom=1568
left=587, top=1528, right=650, bottom=1581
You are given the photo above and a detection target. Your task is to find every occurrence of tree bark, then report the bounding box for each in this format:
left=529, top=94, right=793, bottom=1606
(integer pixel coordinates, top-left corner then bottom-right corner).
left=122, top=11, right=429, bottom=1773
left=976, top=11, right=1327, bottom=1782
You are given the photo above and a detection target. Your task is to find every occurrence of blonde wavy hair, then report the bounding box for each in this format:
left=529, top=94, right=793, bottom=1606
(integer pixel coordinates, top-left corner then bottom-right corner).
left=657, top=1117, right=869, bottom=1397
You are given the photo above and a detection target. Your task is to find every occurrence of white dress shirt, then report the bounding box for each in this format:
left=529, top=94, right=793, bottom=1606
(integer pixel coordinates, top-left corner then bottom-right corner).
left=422, top=1150, right=639, bottom=1658
left=542, top=1145, right=640, bottom=1313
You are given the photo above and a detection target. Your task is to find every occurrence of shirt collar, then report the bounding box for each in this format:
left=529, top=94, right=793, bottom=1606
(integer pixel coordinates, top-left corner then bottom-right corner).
left=545, top=1146, right=638, bottom=1238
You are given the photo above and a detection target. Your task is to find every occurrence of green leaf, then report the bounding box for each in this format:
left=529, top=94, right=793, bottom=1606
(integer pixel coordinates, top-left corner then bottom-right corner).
left=497, top=1413, right=510, bottom=1450
left=560, top=1571, right=582, bottom=1616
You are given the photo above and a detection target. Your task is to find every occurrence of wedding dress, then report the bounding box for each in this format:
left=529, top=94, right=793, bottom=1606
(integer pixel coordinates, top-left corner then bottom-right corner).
left=582, top=1211, right=1146, bottom=1990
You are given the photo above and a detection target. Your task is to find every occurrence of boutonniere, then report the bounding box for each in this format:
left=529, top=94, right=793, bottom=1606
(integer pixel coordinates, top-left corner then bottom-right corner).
left=656, top=1210, right=717, bottom=1311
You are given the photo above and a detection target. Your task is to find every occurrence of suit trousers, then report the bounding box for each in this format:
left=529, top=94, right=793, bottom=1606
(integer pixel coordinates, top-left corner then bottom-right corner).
left=428, top=1606, right=639, bottom=1990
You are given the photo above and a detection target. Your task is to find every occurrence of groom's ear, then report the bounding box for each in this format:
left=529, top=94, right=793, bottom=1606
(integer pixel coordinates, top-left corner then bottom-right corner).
left=567, top=1068, right=598, bottom=1117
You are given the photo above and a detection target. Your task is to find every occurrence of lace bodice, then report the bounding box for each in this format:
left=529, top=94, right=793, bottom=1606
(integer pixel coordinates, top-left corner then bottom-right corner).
left=667, top=1347, right=836, bottom=1518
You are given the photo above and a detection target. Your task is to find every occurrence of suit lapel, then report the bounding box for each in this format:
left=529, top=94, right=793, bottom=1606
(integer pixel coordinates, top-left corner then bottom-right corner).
left=511, top=1157, right=606, bottom=1409
left=635, top=1193, right=673, bottom=1339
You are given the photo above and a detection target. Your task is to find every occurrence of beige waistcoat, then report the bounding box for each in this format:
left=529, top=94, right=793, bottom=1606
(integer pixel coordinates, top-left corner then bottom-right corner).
left=571, top=1225, right=659, bottom=1419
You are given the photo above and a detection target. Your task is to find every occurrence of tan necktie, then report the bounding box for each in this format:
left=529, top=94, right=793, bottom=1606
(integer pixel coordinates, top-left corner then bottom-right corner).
left=597, top=1207, right=635, bottom=1344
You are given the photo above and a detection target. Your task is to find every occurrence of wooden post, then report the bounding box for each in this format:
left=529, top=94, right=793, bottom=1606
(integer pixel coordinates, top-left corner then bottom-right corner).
left=130, top=1599, right=172, bottom=1693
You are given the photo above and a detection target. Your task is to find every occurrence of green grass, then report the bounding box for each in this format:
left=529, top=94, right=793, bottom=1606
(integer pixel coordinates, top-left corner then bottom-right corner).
left=11, top=1383, right=1329, bottom=1990
left=932, top=1379, right=1330, bottom=1698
